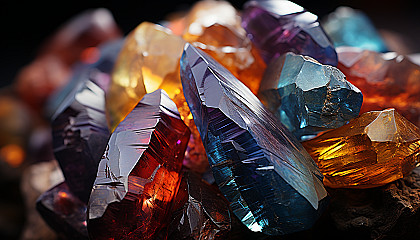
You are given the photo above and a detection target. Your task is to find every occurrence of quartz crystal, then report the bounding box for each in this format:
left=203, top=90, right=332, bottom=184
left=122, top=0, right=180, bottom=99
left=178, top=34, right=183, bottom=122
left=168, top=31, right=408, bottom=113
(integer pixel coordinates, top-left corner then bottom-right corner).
left=242, top=0, right=337, bottom=66
left=36, top=182, right=88, bottom=239
left=52, top=79, right=110, bottom=203
left=182, top=0, right=266, bottom=94
left=180, top=43, right=328, bottom=235
left=302, top=109, right=420, bottom=188
left=88, top=89, right=190, bottom=240
left=259, top=52, right=363, bottom=140
left=337, top=47, right=420, bottom=126
left=323, top=7, right=388, bottom=52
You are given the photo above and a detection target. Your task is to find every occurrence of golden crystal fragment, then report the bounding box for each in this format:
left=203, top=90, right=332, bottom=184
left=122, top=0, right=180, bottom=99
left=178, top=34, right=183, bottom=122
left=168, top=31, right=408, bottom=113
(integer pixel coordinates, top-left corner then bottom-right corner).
left=302, top=109, right=420, bottom=188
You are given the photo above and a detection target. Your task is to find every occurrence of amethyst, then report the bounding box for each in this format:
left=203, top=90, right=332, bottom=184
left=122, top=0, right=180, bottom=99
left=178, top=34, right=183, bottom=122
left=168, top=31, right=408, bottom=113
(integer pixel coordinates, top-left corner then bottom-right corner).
left=241, top=0, right=337, bottom=66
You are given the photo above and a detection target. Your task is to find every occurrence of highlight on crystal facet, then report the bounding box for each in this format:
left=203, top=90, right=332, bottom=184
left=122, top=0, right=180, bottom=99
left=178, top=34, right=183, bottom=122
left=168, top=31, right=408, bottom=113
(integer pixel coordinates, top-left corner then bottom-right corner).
left=302, top=108, right=420, bottom=189
left=180, top=43, right=328, bottom=235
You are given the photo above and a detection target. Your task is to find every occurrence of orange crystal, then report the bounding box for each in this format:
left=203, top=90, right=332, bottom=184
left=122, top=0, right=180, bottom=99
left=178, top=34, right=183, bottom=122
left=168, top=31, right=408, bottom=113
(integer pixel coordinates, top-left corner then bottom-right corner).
left=302, top=109, right=420, bottom=188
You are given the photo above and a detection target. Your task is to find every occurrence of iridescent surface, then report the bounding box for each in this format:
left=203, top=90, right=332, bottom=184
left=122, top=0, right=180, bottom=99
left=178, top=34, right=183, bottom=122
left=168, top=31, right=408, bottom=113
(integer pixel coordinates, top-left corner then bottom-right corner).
left=337, top=47, right=420, bottom=126
left=36, top=182, right=88, bottom=239
left=323, top=7, right=388, bottom=52
left=52, top=79, right=110, bottom=203
left=259, top=52, right=362, bottom=140
left=242, top=0, right=337, bottom=66
left=180, top=43, right=328, bottom=235
left=303, top=109, right=420, bottom=188
left=88, top=89, right=190, bottom=240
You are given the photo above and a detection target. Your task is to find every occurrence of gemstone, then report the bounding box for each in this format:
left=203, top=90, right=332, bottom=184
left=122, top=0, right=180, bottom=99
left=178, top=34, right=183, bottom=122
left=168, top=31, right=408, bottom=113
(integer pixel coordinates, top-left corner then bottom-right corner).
left=258, top=52, right=363, bottom=140
left=182, top=0, right=266, bottom=94
left=241, top=0, right=337, bottom=66
left=180, top=43, right=328, bottom=235
left=302, top=108, right=420, bottom=188
left=165, top=171, right=231, bottom=239
left=52, top=79, right=110, bottom=203
left=36, top=182, right=88, bottom=239
left=337, top=47, right=420, bottom=127
left=322, top=7, right=388, bottom=52
left=88, top=89, right=190, bottom=240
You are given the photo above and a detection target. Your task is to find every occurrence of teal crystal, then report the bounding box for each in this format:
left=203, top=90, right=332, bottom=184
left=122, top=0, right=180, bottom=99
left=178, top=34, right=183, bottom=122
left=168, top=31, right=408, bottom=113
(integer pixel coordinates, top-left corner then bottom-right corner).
left=258, top=52, right=363, bottom=140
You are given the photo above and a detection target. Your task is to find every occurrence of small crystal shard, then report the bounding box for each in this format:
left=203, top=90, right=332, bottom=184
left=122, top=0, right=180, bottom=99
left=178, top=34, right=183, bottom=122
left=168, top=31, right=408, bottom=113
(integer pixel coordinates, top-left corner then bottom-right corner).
left=302, top=109, right=420, bottom=188
left=259, top=52, right=363, bottom=140
left=180, top=43, right=328, bottom=235
left=88, top=89, right=190, bottom=240
left=242, top=0, right=337, bottom=66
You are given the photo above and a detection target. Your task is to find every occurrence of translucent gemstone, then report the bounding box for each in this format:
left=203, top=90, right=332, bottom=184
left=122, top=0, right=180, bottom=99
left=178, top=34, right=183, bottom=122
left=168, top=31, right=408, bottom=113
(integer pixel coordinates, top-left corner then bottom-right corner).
left=180, top=43, right=328, bottom=235
left=302, top=109, right=420, bottom=188
left=259, top=52, right=363, bottom=140
left=182, top=0, right=266, bottom=94
left=242, top=0, right=337, bottom=66
left=36, top=182, right=88, bottom=239
left=322, top=7, right=388, bottom=52
left=337, top=47, right=420, bottom=126
left=52, top=80, right=110, bottom=203
left=88, top=89, right=190, bottom=240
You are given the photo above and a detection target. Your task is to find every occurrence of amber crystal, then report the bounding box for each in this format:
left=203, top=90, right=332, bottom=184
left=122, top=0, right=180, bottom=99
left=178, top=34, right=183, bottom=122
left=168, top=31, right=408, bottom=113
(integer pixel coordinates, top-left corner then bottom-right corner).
left=302, top=109, right=420, bottom=188
left=182, top=0, right=266, bottom=94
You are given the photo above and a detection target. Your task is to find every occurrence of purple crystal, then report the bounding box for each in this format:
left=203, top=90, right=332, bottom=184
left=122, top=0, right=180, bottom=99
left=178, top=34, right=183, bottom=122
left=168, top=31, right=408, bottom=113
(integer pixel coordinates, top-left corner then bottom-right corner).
left=242, top=0, right=337, bottom=66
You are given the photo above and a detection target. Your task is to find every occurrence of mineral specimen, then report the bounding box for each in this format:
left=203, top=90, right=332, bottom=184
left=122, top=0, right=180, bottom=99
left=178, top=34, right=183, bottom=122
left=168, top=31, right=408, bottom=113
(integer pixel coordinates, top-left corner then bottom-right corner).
left=180, top=43, right=328, bottom=235
left=36, top=182, right=88, bottom=239
left=302, top=109, right=420, bottom=188
left=258, top=52, right=363, bottom=140
left=88, top=89, right=190, bottom=240
left=242, top=0, right=337, bottom=66
left=337, top=47, right=420, bottom=126
left=323, top=7, right=388, bottom=52
left=182, top=0, right=266, bottom=94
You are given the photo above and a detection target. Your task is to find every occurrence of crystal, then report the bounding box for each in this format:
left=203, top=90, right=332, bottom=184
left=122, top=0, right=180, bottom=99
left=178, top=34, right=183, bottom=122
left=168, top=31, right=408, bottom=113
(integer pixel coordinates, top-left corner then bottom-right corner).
left=180, top=43, right=328, bottom=235
left=302, top=109, right=420, bottom=188
left=88, top=89, right=190, bottom=240
left=36, top=182, right=88, bottom=239
left=322, top=7, right=388, bottom=52
left=337, top=47, right=420, bottom=126
left=51, top=79, right=110, bottom=203
left=258, top=52, right=363, bottom=140
left=182, top=0, right=266, bottom=94
left=242, top=0, right=337, bottom=66
left=166, top=171, right=231, bottom=239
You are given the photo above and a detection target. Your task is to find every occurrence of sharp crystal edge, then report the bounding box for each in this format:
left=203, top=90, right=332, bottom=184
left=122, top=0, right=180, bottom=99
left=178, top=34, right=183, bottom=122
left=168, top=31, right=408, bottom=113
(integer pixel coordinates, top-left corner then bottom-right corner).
left=180, top=43, right=328, bottom=235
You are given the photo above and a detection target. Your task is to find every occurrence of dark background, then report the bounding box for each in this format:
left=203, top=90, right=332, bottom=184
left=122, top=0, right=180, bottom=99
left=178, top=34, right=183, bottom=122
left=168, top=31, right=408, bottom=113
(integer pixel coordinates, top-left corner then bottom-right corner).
left=1, top=0, right=419, bottom=88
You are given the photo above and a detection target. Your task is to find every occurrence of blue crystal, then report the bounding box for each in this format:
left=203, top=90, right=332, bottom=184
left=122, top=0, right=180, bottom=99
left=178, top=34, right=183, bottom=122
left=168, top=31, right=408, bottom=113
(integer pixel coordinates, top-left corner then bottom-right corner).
left=259, top=52, right=363, bottom=140
left=180, top=43, right=328, bottom=235
left=322, top=7, right=388, bottom=52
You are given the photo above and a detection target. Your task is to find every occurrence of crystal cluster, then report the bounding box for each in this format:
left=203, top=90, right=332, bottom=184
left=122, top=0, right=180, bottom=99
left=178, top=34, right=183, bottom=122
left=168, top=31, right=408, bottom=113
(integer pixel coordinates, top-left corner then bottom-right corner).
left=303, top=109, right=420, bottom=188
left=259, top=52, right=363, bottom=140
left=242, top=0, right=337, bottom=66
left=181, top=43, right=328, bottom=235
left=88, top=89, right=190, bottom=239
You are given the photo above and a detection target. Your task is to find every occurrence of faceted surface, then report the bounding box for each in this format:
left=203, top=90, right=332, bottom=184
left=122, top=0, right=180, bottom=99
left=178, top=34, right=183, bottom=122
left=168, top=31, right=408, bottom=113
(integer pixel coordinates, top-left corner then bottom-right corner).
left=302, top=109, right=420, bottom=188
left=88, top=89, right=190, bottom=240
left=259, top=52, right=363, bottom=140
left=337, top=47, right=420, bottom=126
left=323, top=7, right=388, bottom=52
left=182, top=0, right=266, bottom=94
left=166, top=171, right=231, bottom=240
left=242, top=0, right=337, bottom=66
left=180, top=43, right=328, bottom=235
left=36, top=182, right=88, bottom=239
left=52, top=79, right=110, bottom=203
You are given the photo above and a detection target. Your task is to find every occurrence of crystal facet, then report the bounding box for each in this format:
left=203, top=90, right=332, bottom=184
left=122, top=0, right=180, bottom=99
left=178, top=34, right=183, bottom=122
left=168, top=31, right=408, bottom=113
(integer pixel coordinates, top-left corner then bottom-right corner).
left=302, top=109, right=420, bottom=188
left=88, top=89, right=190, bottom=240
left=242, top=0, right=337, bottom=66
left=180, top=43, right=328, bottom=235
left=259, top=52, right=363, bottom=140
